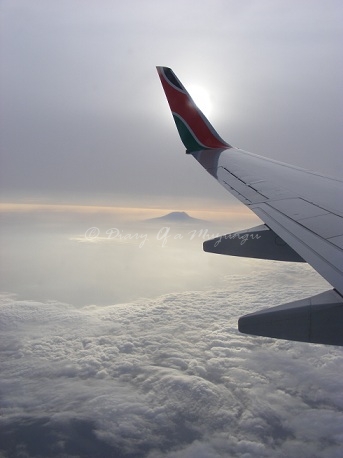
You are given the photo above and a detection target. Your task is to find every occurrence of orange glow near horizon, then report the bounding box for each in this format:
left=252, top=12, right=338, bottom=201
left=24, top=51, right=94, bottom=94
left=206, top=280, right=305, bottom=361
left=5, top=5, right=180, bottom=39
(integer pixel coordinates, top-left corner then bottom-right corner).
left=0, top=202, right=259, bottom=224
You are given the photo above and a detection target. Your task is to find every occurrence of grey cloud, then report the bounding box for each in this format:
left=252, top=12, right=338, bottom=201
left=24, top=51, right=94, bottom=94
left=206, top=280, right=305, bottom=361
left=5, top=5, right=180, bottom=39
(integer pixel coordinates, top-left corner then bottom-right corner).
left=1, top=265, right=343, bottom=457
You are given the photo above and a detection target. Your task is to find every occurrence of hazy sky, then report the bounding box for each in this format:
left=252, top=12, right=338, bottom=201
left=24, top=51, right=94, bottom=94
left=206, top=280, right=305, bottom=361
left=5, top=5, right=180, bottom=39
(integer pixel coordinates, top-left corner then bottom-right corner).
left=1, top=2, right=343, bottom=457
left=1, top=0, right=342, bottom=211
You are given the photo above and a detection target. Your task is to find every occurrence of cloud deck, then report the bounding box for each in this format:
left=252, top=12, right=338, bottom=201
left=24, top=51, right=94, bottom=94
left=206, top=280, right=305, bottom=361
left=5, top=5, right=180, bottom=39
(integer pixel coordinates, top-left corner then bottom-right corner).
left=1, top=269, right=342, bottom=457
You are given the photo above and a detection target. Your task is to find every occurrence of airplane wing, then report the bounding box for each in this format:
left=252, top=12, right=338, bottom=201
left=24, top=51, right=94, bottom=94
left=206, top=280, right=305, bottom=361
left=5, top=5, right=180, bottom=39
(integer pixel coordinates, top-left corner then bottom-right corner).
left=157, top=66, right=343, bottom=346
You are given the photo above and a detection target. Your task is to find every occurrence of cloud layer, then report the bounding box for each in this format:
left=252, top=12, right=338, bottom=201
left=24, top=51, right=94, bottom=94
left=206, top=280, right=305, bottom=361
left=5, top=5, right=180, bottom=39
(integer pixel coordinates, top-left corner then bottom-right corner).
left=1, top=266, right=342, bottom=457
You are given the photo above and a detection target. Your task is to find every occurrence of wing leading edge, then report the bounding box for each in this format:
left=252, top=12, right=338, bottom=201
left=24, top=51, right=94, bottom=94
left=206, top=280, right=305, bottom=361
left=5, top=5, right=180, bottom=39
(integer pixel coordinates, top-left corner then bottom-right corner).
left=157, top=66, right=343, bottom=346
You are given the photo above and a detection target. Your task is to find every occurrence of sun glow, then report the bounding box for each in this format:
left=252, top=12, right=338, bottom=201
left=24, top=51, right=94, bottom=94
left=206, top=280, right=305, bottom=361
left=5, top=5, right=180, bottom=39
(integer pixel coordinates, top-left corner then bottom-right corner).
left=188, top=85, right=213, bottom=118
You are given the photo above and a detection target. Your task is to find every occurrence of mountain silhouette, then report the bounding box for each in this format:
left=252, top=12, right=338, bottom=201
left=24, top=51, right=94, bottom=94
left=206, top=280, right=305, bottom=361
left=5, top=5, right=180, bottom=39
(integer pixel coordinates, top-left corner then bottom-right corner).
left=144, top=211, right=207, bottom=224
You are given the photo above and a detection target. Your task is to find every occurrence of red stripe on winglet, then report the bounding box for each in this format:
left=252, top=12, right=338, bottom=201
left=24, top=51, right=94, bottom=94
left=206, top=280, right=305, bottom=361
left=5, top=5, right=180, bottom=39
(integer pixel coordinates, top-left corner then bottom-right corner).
left=157, top=68, right=229, bottom=150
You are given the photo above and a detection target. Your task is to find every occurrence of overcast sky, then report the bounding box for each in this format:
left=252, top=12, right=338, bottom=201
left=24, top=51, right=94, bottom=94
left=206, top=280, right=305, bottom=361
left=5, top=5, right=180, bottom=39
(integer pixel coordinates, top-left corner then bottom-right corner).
left=1, top=0, right=342, bottom=212
left=1, top=2, right=343, bottom=457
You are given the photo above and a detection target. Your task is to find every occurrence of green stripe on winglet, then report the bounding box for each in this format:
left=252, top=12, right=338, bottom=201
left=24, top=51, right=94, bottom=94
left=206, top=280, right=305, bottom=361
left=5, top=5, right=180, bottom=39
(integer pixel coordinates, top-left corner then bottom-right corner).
left=173, top=115, right=205, bottom=152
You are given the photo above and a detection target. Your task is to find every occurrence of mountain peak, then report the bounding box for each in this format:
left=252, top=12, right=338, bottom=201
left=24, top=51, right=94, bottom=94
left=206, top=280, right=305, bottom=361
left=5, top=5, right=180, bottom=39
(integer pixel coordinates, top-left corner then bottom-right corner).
left=144, top=211, right=207, bottom=224
left=162, top=211, right=191, bottom=221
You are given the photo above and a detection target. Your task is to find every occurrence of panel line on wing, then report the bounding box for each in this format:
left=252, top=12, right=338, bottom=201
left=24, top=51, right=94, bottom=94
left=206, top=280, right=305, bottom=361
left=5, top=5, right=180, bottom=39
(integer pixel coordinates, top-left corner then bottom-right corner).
left=253, top=205, right=343, bottom=294
left=218, top=167, right=269, bottom=204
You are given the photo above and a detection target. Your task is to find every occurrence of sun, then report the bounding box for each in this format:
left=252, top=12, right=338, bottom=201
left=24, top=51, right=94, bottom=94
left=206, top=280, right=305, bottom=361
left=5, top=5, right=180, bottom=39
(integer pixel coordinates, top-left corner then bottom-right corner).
left=188, top=84, right=213, bottom=118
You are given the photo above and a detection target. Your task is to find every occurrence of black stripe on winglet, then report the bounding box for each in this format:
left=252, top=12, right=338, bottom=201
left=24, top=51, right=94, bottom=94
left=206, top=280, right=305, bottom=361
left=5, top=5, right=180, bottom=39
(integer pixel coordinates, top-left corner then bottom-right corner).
left=163, top=67, right=184, bottom=91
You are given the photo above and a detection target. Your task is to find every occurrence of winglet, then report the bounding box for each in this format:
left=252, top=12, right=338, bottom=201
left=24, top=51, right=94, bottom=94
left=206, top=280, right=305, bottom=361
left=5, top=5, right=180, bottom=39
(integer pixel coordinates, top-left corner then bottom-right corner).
left=157, top=66, right=231, bottom=152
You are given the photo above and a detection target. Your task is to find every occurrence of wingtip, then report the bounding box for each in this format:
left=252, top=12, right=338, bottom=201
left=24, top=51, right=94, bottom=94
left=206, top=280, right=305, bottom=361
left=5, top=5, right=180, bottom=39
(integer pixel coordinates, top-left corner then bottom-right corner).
left=156, top=66, right=230, bottom=151
left=156, top=66, right=171, bottom=74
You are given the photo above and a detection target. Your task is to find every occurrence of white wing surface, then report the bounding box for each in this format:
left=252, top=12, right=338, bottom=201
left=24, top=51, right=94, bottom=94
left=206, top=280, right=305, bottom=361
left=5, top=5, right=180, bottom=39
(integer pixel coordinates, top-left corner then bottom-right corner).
left=157, top=66, right=343, bottom=346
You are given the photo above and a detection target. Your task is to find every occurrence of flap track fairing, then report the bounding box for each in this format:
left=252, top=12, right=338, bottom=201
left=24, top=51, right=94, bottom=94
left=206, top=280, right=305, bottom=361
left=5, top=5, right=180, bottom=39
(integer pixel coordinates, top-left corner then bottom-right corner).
left=203, top=224, right=305, bottom=262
